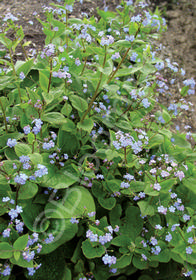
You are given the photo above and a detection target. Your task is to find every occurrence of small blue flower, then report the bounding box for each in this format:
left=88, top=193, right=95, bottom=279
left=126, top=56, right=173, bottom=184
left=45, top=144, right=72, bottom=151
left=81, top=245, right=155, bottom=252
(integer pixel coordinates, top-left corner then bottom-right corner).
left=2, top=228, right=11, bottom=238
left=165, top=232, right=172, bottom=242
left=14, top=173, right=28, bottom=185
left=70, top=217, right=79, bottom=224
left=34, top=164, right=48, bottom=178
left=44, top=233, right=54, bottom=244
left=2, top=265, right=11, bottom=276
left=19, top=72, right=25, bottom=80
left=142, top=98, right=151, bottom=108
left=186, top=247, right=193, bottom=255
left=7, top=138, right=17, bottom=148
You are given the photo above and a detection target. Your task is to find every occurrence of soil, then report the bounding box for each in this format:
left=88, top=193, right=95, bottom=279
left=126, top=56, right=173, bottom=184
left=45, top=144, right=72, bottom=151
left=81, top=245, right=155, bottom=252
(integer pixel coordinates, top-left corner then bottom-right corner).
left=0, top=0, right=195, bottom=132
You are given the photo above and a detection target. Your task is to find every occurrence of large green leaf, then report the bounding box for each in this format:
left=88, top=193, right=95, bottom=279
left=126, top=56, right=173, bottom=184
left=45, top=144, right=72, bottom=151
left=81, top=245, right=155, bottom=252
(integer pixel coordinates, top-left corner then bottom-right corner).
left=25, top=246, right=67, bottom=279
left=138, top=200, right=155, bottom=217
left=70, top=95, right=88, bottom=112
left=39, top=70, right=49, bottom=93
left=16, top=59, right=34, bottom=77
left=21, top=200, right=50, bottom=233
left=38, top=219, right=78, bottom=254
left=111, top=254, right=133, bottom=269
left=0, top=133, right=24, bottom=148
left=13, top=234, right=29, bottom=250
left=0, top=242, right=13, bottom=259
left=15, top=143, right=32, bottom=157
left=57, top=130, right=79, bottom=156
left=82, top=239, right=105, bottom=259
left=42, top=112, right=66, bottom=126
left=18, top=182, right=38, bottom=200
left=45, top=186, right=95, bottom=219
left=183, top=177, right=196, bottom=194
left=98, top=197, right=116, bottom=210
left=41, top=164, right=79, bottom=189
left=77, top=118, right=94, bottom=132
left=10, top=253, right=34, bottom=268
left=121, top=206, right=143, bottom=241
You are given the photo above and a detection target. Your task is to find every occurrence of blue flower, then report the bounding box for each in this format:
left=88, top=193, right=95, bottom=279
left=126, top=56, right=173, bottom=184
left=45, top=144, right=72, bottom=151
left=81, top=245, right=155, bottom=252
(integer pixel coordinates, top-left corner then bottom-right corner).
left=44, top=233, right=54, bottom=244
left=165, top=232, right=172, bottom=242
left=2, top=265, right=11, bottom=276
left=142, top=98, right=151, bottom=108
left=19, top=72, right=25, bottom=80
left=7, top=138, right=17, bottom=148
left=186, top=247, right=193, bottom=255
left=2, top=228, right=11, bottom=238
left=34, top=164, right=48, bottom=178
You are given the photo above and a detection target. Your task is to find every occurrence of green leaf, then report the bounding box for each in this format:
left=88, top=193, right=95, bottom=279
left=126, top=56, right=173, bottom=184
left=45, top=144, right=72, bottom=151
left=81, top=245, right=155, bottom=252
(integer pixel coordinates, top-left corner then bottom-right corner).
left=138, top=200, right=155, bottom=217
left=82, top=239, right=105, bottom=259
left=63, top=268, right=72, bottom=280
left=21, top=200, right=50, bottom=233
left=111, top=235, right=131, bottom=247
left=0, top=184, right=11, bottom=215
left=171, top=134, right=191, bottom=149
left=121, top=206, right=143, bottom=241
left=61, top=103, right=72, bottom=117
left=98, top=197, right=116, bottom=210
left=121, top=181, right=146, bottom=193
left=61, top=119, right=76, bottom=132
left=0, top=242, right=13, bottom=259
left=115, top=65, right=142, bottom=77
left=13, top=234, right=29, bottom=250
left=0, top=133, right=24, bottom=148
left=0, top=96, right=9, bottom=112
left=18, top=182, right=38, bottom=200
left=38, top=219, right=78, bottom=254
left=183, top=177, right=196, bottom=194
left=57, top=130, right=79, bottom=156
left=132, top=255, right=148, bottom=269
left=70, top=95, right=88, bottom=112
left=14, top=251, right=20, bottom=261
left=181, top=85, right=189, bottom=97
left=111, top=254, right=133, bottom=269
left=160, top=178, right=177, bottom=193
left=42, top=164, right=79, bottom=189
left=10, top=253, right=34, bottom=268
left=45, top=186, right=95, bottom=219
left=24, top=246, right=66, bottom=279
left=42, top=112, right=66, bottom=126
left=77, top=118, right=94, bottom=132
left=15, top=143, right=31, bottom=157
left=29, top=153, right=43, bottom=165
left=147, top=134, right=164, bottom=148
left=39, top=70, right=49, bottom=92
left=16, top=59, right=34, bottom=77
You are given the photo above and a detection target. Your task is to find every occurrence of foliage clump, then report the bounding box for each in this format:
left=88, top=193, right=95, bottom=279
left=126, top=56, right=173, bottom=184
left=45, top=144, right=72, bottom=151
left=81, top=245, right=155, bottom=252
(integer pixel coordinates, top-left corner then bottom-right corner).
left=0, top=0, right=195, bottom=279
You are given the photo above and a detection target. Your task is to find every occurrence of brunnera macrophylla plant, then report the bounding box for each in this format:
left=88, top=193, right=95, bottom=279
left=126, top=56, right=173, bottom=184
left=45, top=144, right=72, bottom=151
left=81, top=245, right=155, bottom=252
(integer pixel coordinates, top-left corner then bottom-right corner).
left=0, top=0, right=196, bottom=279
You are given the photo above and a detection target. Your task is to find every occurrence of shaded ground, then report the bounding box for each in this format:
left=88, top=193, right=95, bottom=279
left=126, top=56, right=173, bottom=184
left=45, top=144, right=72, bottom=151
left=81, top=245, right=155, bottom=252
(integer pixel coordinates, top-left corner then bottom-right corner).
left=0, top=0, right=195, bottom=132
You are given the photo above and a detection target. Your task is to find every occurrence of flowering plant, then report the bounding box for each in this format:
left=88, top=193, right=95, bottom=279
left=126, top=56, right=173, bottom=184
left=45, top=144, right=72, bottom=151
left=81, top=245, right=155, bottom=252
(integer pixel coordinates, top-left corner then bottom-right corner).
left=0, top=0, right=195, bottom=279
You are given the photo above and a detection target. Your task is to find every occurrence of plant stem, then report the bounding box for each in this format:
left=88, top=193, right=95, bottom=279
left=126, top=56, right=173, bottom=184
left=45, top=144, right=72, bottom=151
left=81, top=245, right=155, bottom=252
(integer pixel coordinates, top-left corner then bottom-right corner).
left=66, top=10, right=68, bottom=51
left=80, top=39, right=87, bottom=75
left=0, top=99, right=8, bottom=133
left=81, top=57, right=87, bottom=75
left=107, top=23, right=141, bottom=84
left=19, top=41, right=29, bottom=61
left=81, top=46, right=107, bottom=122
left=15, top=184, right=21, bottom=206
left=107, top=47, right=130, bottom=84
left=8, top=48, right=22, bottom=103
left=47, top=58, right=53, bottom=93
